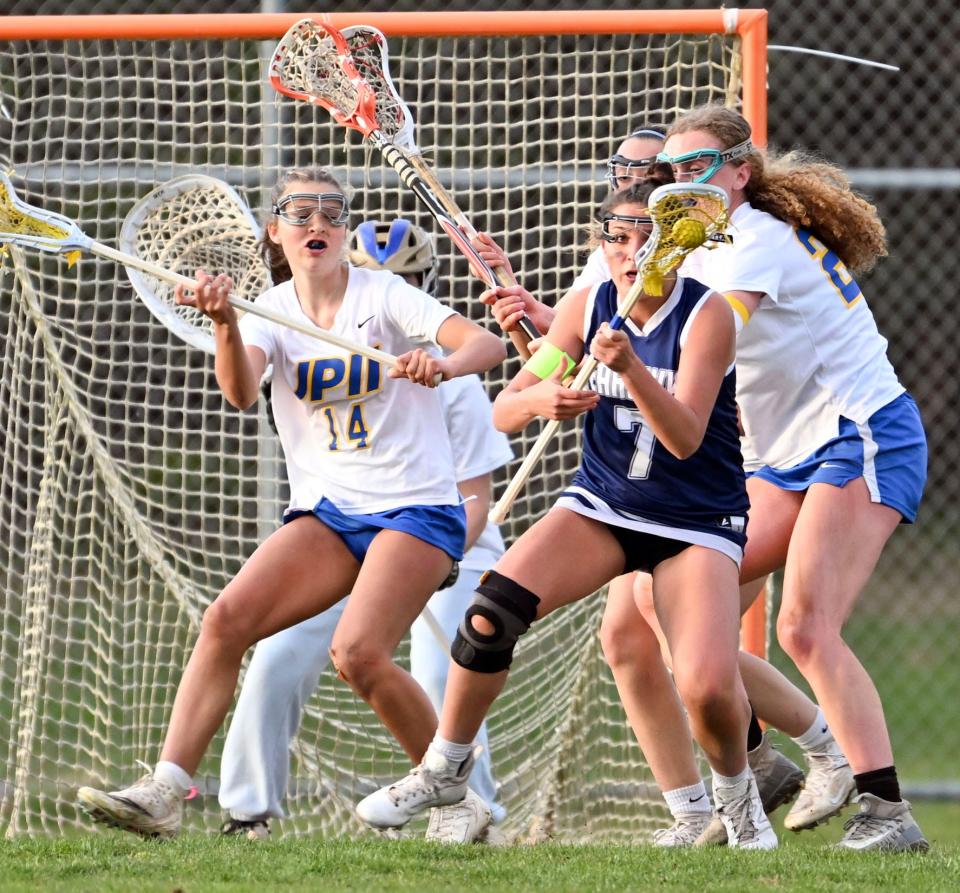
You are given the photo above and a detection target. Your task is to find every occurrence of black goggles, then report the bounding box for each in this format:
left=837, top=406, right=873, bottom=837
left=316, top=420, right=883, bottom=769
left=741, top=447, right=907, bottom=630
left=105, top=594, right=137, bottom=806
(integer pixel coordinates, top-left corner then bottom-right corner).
left=600, top=214, right=654, bottom=241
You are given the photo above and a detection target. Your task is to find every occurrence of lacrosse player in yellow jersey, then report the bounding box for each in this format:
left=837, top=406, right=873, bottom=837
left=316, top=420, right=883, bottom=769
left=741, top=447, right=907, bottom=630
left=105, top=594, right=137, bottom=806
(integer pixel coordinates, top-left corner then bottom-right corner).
left=76, top=169, right=505, bottom=838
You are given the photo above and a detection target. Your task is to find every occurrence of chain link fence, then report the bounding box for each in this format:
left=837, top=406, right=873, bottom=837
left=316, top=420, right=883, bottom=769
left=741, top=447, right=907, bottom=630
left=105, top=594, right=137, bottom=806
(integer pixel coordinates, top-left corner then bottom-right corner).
left=2, top=0, right=957, bottom=794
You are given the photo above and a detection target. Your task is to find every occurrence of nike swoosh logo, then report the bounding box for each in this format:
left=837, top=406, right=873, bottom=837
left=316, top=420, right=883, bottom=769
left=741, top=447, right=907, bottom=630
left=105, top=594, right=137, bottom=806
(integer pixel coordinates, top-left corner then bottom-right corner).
left=358, top=315, right=375, bottom=328
left=688, top=794, right=705, bottom=803
left=821, top=726, right=829, bottom=734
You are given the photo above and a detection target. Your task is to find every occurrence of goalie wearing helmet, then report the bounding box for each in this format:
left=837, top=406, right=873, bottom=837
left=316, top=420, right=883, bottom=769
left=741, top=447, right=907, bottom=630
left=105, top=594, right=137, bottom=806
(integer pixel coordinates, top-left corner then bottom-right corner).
left=213, top=218, right=511, bottom=843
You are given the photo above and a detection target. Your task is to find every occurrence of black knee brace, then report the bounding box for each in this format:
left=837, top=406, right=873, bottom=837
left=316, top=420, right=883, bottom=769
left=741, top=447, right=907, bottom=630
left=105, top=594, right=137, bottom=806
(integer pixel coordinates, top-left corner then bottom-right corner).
left=450, top=570, right=540, bottom=673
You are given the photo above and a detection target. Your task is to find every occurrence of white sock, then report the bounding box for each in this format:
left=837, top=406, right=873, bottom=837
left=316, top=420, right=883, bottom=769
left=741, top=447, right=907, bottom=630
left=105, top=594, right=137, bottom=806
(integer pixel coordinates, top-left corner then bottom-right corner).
left=428, top=735, right=475, bottom=764
left=712, top=766, right=752, bottom=801
left=153, top=760, right=192, bottom=794
left=791, top=708, right=834, bottom=753
left=663, top=781, right=711, bottom=818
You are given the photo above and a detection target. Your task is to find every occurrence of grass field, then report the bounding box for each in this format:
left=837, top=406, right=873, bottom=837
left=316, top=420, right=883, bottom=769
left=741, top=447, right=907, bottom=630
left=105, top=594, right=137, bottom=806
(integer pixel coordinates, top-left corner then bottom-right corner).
left=2, top=803, right=958, bottom=893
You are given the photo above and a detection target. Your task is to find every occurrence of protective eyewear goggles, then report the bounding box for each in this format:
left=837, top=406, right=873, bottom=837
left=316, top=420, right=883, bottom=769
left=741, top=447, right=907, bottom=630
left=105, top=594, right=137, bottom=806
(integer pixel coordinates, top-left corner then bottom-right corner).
left=656, top=138, right=753, bottom=184
left=606, top=155, right=662, bottom=190
left=600, top=214, right=653, bottom=242
left=273, top=193, right=350, bottom=227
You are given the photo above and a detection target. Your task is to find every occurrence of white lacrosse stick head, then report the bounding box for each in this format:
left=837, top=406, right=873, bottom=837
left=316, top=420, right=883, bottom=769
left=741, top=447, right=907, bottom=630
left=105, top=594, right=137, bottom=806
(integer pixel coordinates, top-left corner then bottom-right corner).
left=119, top=175, right=271, bottom=355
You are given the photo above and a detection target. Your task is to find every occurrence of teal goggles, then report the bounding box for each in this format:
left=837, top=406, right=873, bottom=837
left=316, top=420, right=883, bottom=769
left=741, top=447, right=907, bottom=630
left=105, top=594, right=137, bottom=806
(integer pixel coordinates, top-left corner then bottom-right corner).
left=273, top=192, right=350, bottom=226
left=656, top=139, right=753, bottom=184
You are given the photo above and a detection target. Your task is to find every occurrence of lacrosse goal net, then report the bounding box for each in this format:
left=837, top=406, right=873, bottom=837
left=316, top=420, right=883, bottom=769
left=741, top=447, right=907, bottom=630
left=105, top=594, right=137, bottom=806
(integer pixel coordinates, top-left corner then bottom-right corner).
left=0, top=10, right=767, bottom=840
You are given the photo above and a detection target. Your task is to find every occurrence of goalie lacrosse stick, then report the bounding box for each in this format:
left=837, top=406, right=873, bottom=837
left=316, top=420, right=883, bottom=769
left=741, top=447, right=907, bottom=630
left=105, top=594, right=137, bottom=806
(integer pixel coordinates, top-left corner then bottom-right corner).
left=489, top=182, right=731, bottom=524
left=269, top=19, right=540, bottom=354
left=0, top=171, right=410, bottom=372
left=119, top=174, right=271, bottom=355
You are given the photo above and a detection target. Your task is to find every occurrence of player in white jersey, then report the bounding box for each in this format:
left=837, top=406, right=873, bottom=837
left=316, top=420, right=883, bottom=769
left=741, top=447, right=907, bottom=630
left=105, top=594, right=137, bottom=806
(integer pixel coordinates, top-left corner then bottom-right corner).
left=76, top=169, right=506, bottom=838
left=647, top=106, right=927, bottom=852
left=217, top=219, right=512, bottom=843
left=476, top=128, right=849, bottom=846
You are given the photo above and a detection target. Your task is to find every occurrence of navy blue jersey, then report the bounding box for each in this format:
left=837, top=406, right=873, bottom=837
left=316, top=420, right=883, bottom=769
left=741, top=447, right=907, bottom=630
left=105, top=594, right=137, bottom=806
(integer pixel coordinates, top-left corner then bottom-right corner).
left=570, top=277, right=748, bottom=540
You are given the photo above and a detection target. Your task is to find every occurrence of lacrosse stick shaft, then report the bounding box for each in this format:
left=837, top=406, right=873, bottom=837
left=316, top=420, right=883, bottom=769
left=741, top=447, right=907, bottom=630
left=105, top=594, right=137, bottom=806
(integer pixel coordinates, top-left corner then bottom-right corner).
left=418, top=605, right=450, bottom=656
left=488, top=278, right=649, bottom=525
left=89, top=240, right=405, bottom=369
left=376, top=139, right=540, bottom=351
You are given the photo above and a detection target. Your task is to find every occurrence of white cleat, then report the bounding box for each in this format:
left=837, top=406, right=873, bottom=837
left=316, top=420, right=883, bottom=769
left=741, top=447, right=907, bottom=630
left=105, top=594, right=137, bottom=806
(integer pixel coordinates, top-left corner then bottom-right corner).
left=835, top=794, right=929, bottom=852
left=715, top=775, right=778, bottom=850
left=652, top=813, right=713, bottom=847
left=356, top=745, right=475, bottom=830
left=784, top=745, right=855, bottom=831
left=696, top=733, right=803, bottom=846
left=425, top=788, right=493, bottom=844
left=77, top=773, right=183, bottom=838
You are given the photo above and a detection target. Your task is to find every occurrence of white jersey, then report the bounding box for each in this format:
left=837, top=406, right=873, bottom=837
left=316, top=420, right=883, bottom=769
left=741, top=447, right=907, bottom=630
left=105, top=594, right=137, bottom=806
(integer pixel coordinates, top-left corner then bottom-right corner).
left=685, top=202, right=904, bottom=470
left=239, top=266, right=459, bottom=514
left=439, top=375, right=513, bottom=572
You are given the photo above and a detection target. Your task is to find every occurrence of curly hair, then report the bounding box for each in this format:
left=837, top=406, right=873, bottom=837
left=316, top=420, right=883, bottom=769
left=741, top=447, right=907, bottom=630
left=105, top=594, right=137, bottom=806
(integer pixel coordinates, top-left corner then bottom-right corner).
left=666, top=105, right=887, bottom=275
left=258, top=168, right=349, bottom=283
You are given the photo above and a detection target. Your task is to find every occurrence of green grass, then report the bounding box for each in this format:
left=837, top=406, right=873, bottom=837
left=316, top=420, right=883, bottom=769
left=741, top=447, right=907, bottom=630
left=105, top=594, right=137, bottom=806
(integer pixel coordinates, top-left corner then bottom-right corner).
left=1, top=803, right=959, bottom=893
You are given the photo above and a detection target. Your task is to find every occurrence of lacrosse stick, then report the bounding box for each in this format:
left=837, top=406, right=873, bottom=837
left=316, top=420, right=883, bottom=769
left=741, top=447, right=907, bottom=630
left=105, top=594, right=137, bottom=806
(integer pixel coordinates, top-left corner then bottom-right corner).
left=489, top=182, right=731, bottom=524
left=0, top=171, right=410, bottom=372
left=269, top=19, right=539, bottom=354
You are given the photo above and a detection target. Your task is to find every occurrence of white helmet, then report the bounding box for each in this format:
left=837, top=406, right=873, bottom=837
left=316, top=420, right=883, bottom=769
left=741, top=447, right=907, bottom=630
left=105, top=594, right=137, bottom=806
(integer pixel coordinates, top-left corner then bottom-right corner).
left=349, top=219, right=439, bottom=294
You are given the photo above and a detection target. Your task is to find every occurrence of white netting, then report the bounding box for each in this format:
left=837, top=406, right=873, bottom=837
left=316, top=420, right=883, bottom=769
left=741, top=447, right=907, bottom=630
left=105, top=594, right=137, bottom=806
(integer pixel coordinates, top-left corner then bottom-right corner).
left=0, top=20, right=745, bottom=839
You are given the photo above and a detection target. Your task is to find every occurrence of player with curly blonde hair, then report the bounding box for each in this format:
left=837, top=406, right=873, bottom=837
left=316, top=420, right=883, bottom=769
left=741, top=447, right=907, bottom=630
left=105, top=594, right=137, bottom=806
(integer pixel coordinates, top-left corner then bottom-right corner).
left=615, top=104, right=927, bottom=852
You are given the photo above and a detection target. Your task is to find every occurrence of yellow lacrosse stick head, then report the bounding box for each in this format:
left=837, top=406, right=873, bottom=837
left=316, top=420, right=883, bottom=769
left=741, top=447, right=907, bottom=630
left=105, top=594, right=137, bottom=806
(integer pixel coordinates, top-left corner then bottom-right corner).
left=637, top=183, right=730, bottom=296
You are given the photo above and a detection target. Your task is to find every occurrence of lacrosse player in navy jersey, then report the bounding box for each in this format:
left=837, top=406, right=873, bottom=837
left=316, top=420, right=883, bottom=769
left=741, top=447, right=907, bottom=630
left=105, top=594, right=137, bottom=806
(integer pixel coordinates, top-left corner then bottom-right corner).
left=358, top=176, right=778, bottom=849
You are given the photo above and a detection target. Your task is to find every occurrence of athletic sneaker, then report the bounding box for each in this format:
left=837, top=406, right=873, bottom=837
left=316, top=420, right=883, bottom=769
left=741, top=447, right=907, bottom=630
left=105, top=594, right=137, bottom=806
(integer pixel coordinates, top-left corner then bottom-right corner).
left=714, top=776, right=778, bottom=850
left=77, top=773, right=183, bottom=838
left=425, top=788, right=492, bottom=844
left=696, top=733, right=803, bottom=845
left=356, top=745, right=475, bottom=830
left=652, top=813, right=713, bottom=847
left=220, top=817, right=270, bottom=841
left=835, top=793, right=929, bottom=852
left=783, top=746, right=855, bottom=831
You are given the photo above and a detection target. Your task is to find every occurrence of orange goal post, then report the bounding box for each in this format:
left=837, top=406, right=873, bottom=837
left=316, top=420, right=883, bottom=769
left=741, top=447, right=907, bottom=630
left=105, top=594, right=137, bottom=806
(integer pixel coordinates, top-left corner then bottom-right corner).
left=0, top=10, right=767, bottom=840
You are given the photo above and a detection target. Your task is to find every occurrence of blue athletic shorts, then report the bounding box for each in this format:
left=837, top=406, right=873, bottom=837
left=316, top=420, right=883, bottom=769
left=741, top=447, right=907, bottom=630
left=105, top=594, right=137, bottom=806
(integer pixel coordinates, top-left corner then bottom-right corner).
left=284, top=497, right=467, bottom=563
left=749, top=392, right=927, bottom=523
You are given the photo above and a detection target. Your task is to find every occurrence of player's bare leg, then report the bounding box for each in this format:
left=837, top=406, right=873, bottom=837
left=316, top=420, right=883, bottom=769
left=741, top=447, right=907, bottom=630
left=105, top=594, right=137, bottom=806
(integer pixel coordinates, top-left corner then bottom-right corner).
left=329, top=529, right=454, bottom=762
left=771, top=478, right=927, bottom=850
left=77, top=517, right=361, bottom=836
left=653, top=547, right=775, bottom=849
left=600, top=575, right=711, bottom=845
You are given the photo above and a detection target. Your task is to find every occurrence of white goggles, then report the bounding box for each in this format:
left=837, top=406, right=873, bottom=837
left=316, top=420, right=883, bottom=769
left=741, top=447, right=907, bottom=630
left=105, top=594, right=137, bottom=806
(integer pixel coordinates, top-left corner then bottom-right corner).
left=273, top=192, right=349, bottom=226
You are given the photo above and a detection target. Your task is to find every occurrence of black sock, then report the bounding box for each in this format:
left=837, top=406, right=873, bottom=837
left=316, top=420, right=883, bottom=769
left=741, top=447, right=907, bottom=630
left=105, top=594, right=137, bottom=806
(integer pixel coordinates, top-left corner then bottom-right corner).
left=854, top=765, right=901, bottom=803
left=747, top=707, right=764, bottom=752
